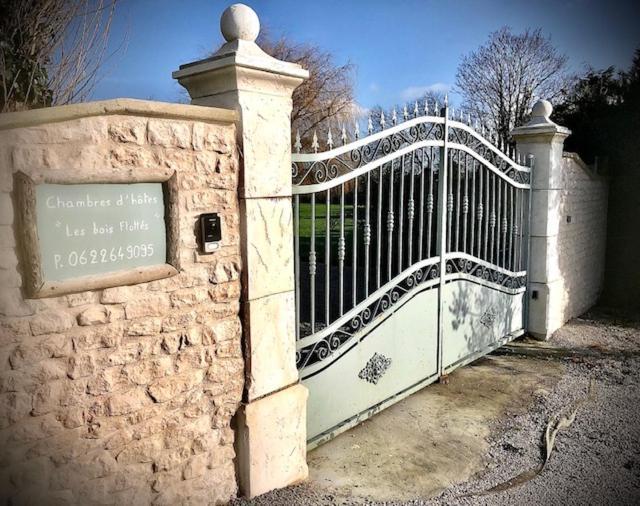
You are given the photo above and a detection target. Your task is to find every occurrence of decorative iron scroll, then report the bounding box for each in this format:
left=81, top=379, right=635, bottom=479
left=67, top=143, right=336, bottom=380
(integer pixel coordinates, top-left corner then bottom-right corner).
left=480, top=308, right=497, bottom=328
left=296, top=263, right=440, bottom=370
left=445, top=257, right=526, bottom=289
left=358, top=353, right=392, bottom=385
left=448, top=126, right=530, bottom=185
left=292, top=121, right=444, bottom=186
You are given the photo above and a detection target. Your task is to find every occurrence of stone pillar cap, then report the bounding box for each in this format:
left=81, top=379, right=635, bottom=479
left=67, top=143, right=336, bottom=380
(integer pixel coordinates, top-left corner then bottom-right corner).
left=172, top=3, right=308, bottom=82
left=221, top=4, right=260, bottom=43
left=511, top=99, right=570, bottom=139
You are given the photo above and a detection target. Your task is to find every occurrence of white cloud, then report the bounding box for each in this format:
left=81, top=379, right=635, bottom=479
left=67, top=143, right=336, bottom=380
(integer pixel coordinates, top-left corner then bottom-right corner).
left=400, top=83, right=450, bottom=102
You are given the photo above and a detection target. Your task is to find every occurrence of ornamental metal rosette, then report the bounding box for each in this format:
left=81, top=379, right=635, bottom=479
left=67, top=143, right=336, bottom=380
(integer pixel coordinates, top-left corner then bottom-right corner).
left=480, top=308, right=498, bottom=328
left=358, top=353, right=392, bottom=385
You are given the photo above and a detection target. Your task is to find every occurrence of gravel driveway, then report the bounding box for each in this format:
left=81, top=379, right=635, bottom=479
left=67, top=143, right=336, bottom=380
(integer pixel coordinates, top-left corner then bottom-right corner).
left=234, top=310, right=640, bottom=506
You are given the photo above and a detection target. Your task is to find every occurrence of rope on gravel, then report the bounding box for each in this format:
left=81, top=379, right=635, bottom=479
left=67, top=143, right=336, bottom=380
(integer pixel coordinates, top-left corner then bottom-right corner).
left=467, top=379, right=597, bottom=496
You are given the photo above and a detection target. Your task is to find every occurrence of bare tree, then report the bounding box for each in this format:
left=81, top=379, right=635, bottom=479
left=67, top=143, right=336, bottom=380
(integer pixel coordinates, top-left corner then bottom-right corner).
left=455, top=27, right=567, bottom=145
left=257, top=33, right=356, bottom=142
left=1, top=0, right=119, bottom=113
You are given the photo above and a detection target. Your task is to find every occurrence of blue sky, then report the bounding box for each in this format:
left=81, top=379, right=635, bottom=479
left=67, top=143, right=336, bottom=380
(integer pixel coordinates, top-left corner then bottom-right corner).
left=93, top=0, right=640, bottom=109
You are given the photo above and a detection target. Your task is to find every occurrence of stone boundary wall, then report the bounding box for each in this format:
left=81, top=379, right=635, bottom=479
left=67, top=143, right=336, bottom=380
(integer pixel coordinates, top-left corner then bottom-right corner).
left=0, top=99, right=244, bottom=504
left=557, top=152, right=608, bottom=321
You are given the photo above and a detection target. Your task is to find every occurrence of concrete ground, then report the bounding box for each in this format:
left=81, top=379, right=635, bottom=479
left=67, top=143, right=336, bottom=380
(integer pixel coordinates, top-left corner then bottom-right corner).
left=234, top=309, right=640, bottom=505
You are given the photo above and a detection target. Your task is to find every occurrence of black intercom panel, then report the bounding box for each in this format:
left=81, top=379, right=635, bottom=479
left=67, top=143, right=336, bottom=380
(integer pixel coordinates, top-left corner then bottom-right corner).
left=199, top=213, right=221, bottom=253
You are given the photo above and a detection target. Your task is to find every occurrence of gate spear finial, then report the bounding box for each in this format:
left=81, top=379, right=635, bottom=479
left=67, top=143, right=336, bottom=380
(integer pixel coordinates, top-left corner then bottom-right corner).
left=294, top=130, right=302, bottom=153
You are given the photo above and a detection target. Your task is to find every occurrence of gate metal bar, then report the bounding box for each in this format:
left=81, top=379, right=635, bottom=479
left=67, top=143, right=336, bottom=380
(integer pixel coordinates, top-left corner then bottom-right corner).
left=436, top=104, right=449, bottom=376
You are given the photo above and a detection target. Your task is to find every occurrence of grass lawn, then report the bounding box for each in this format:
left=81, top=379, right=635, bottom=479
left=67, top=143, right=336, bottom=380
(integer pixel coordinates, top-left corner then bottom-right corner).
left=296, top=202, right=359, bottom=265
left=297, top=202, right=355, bottom=238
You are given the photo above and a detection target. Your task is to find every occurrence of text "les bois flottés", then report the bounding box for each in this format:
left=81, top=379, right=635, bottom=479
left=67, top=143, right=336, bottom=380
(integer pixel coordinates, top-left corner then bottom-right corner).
left=61, top=220, right=151, bottom=237
left=45, top=191, right=159, bottom=209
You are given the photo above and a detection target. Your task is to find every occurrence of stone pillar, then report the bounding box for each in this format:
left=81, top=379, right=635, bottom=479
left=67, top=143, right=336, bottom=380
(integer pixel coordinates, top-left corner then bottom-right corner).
left=511, top=100, right=571, bottom=340
left=173, top=4, right=309, bottom=498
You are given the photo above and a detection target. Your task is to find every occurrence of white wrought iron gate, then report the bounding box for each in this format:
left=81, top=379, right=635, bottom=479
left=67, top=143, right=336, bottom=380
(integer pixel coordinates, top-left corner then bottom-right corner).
left=292, top=103, right=531, bottom=448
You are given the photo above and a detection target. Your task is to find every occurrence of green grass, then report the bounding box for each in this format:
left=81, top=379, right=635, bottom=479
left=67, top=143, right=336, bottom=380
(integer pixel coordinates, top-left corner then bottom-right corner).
left=297, top=202, right=354, bottom=238
left=296, top=202, right=358, bottom=265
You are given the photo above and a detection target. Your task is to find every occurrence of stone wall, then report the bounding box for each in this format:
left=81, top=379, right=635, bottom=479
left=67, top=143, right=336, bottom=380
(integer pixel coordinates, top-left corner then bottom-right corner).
left=557, top=153, right=608, bottom=320
left=0, top=100, right=244, bottom=504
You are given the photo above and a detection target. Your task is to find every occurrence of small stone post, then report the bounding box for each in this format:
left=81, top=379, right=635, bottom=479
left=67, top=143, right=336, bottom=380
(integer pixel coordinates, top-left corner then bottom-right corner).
left=511, top=100, right=571, bottom=340
left=173, top=4, right=309, bottom=498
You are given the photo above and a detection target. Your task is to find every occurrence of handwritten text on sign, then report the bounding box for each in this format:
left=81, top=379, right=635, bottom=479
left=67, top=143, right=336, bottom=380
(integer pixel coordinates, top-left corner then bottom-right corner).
left=35, top=183, right=167, bottom=282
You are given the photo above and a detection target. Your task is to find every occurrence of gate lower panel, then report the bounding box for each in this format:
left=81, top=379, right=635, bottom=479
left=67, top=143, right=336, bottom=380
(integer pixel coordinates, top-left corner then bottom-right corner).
left=304, top=286, right=439, bottom=445
left=442, top=278, right=525, bottom=372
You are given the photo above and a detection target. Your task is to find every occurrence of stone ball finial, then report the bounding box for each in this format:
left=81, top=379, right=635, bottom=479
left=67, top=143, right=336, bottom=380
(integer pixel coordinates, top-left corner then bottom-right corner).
left=220, top=4, right=260, bottom=42
left=531, top=99, right=553, bottom=119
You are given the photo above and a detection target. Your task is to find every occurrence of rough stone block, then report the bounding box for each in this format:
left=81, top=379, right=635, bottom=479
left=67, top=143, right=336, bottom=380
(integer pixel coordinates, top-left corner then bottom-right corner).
left=147, top=369, right=205, bottom=403
left=192, top=122, right=233, bottom=154
left=105, top=387, right=151, bottom=416
left=237, top=93, right=293, bottom=198
left=0, top=391, right=31, bottom=429
left=243, top=291, right=297, bottom=401
left=124, top=293, right=171, bottom=319
left=194, top=151, right=237, bottom=190
left=241, top=198, right=294, bottom=300
left=127, top=317, right=163, bottom=336
left=100, top=286, right=137, bottom=304
left=202, top=317, right=240, bottom=345
left=66, top=291, right=97, bottom=307
left=210, top=256, right=241, bottom=284
left=30, top=310, right=75, bottom=336
left=116, top=434, right=164, bottom=464
left=108, top=117, right=147, bottom=145
left=77, top=305, right=111, bottom=326
left=148, top=119, right=191, bottom=148
left=235, top=384, right=308, bottom=498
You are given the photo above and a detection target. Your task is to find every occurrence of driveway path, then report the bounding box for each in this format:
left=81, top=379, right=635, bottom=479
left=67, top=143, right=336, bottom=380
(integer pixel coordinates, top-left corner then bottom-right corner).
left=233, top=311, right=640, bottom=505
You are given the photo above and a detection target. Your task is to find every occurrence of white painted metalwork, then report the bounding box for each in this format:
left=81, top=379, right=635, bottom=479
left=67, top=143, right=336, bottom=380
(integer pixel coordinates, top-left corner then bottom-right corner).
left=292, top=103, right=531, bottom=446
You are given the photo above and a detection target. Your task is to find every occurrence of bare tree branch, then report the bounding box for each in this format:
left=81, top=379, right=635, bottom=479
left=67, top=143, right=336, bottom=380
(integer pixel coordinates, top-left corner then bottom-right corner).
left=1, top=0, right=122, bottom=112
left=256, top=33, right=356, bottom=144
left=455, top=27, right=568, bottom=145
